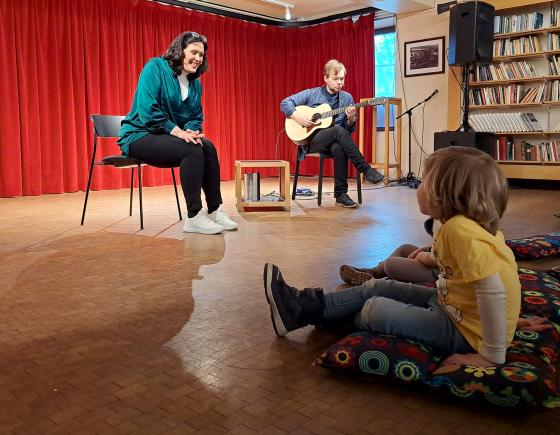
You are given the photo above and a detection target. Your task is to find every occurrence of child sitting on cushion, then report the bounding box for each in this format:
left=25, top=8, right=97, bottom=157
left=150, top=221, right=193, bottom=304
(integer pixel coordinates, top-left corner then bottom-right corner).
left=264, top=146, right=524, bottom=366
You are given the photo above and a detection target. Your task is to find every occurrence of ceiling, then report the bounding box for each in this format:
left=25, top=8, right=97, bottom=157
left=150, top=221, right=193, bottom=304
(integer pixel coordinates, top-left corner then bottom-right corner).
left=175, top=0, right=435, bottom=22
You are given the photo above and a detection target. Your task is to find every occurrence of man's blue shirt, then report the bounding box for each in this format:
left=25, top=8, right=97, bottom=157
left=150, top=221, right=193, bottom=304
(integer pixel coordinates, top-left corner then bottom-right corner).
left=280, top=86, right=357, bottom=133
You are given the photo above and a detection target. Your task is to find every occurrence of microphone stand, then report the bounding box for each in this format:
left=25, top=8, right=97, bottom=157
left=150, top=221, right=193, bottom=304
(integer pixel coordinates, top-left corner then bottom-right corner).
left=396, top=91, right=438, bottom=188
left=458, top=62, right=474, bottom=132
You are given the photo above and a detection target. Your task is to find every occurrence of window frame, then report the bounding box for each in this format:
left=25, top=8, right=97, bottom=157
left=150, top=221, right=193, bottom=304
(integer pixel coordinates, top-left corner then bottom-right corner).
left=374, top=25, right=396, bottom=131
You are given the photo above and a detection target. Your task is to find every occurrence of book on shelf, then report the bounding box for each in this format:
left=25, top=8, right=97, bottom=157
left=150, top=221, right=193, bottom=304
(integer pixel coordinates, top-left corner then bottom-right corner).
left=494, top=12, right=543, bottom=34
left=540, top=141, right=560, bottom=161
left=497, top=135, right=508, bottom=160
left=548, top=33, right=560, bottom=50
left=493, top=35, right=542, bottom=57
left=517, top=83, right=546, bottom=103
left=469, top=83, right=546, bottom=105
left=549, top=55, right=560, bottom=75
left=472, top=61, right=538, bottom=82
left=523, top=112, right=543, bottom=130
left=494, top=138, right=560, bottom=162
left=547, top=79, right=560, bottom=101
left=552, top=7, right=560, bottom=28
left=495, top=136, right=540, bottom=162
left=469, top=112, right=543, bottom=133
left=524, top=142, right=534, bottom=161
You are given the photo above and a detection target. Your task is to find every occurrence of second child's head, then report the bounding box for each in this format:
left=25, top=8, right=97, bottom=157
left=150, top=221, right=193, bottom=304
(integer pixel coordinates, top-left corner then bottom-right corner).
left=417, top=146, right=508, bottom=235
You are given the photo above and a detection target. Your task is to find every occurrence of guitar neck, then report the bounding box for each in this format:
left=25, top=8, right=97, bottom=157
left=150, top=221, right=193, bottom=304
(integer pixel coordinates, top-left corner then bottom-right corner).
left=321, top=98, right=384, bottom=119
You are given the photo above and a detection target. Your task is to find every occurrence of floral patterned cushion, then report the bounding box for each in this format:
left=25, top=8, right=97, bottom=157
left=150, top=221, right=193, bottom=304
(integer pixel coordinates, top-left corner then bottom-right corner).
left=315, top=269, right=560, bottom=407
left=546, top=232, right=560, bottom=248
left=428, top=322, right=560, bottom=408
left=519, top=268, right=560, bottom=323
left=314, top=333, right=440, bottom=383
left=549, top=266, right=560, bottom=281
left=506, top=234, right=560, bottom=259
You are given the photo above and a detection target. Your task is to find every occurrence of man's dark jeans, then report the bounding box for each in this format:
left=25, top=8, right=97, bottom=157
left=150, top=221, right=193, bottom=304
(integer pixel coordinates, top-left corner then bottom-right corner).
left=308, top=126, right=370, bottom=197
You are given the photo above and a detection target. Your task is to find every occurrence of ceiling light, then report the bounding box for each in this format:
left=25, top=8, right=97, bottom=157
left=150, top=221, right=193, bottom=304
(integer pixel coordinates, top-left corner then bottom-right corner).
left=261, top=0, right=294, bottom=20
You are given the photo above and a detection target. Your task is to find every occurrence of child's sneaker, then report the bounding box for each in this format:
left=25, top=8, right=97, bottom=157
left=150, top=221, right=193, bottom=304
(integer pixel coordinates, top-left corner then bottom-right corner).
left=183, top=209, right=224, bottom=234
left=339, top=265, right=374, bottom=285
left=208, top=207, right=238, bottom=230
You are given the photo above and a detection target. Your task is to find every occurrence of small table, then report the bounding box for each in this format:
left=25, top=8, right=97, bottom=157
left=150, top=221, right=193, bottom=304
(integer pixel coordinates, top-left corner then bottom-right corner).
left=234, top=160, right=290, bottom=212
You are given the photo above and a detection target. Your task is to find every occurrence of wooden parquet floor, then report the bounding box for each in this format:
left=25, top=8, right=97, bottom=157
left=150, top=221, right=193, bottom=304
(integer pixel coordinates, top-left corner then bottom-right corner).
left=1, top=179, right=559, bottom=434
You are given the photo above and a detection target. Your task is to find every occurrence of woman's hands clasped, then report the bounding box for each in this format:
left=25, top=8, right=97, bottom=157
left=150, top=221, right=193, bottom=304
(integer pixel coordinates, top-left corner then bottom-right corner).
left=171, top=127, right=205, bottom=145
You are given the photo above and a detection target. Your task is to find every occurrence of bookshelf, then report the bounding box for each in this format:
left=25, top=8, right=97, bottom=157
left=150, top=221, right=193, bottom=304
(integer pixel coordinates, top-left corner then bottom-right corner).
left=462, top=1, right=560, bottom=180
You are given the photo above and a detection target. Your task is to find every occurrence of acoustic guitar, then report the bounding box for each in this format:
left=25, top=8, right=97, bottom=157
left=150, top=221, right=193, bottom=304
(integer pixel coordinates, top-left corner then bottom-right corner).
left=285, top=97, right=387, bottom=145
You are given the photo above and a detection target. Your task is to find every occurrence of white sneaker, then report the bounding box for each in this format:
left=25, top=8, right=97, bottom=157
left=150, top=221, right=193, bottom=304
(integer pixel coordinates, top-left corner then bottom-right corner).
left=183, top=209, right=224, bottom=234
left=208, top=207, right=238, bottom=231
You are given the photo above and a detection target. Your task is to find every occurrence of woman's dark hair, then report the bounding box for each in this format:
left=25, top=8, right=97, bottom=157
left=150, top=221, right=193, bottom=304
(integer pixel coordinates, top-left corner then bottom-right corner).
left=162, top=32, right=208, bottom=80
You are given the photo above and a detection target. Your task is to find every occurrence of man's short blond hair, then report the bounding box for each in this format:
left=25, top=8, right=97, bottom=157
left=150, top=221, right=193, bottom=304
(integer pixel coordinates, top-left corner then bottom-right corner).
left=423, top=146, right=508, bottom=235
left=324, top=59, right=346, bottom=78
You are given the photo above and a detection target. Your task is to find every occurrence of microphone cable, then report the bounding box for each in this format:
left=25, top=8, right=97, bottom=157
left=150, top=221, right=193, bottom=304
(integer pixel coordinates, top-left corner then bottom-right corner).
left=274, top=128, right=285, bottom=161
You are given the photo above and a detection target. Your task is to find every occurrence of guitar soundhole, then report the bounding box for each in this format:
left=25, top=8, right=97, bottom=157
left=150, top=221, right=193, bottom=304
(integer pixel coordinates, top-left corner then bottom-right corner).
left=311, top=113, right=321, bottom=123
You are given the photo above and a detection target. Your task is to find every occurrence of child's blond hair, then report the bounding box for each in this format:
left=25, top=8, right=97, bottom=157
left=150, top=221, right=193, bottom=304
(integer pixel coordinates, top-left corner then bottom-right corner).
left=323, top=59, right=346, bottom=78
left=423, top=146, right=508, bottom=235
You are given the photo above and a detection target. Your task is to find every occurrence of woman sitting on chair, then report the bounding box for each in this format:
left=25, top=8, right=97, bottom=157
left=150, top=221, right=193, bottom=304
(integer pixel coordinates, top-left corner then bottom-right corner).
left=118, top=31, right=237, bottom=235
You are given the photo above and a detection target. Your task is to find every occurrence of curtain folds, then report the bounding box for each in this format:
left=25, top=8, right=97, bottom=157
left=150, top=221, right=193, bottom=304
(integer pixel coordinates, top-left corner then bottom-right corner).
left=0, top=0, right=374, bottom=197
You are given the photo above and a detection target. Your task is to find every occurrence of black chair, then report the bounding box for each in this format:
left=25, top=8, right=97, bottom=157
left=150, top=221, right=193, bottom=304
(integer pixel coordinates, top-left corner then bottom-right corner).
left=81, top=114, right=182, bottom=230
left=291, top=146, right=362, bottom=206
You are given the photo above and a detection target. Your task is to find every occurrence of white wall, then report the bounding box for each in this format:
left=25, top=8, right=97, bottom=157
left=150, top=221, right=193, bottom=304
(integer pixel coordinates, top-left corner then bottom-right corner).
left=393, top=7, right=451, bottom=179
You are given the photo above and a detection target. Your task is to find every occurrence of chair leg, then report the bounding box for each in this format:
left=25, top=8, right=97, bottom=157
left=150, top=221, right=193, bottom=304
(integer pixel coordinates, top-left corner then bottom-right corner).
left=171, top=168, right=182, bottom=220
left=292, top=158, right=300, bottom=200
left=129, top=167, right=134, bottom=216
left=80, top=138, right=98, bottom=225
left=137, top=164, right=144, bottom=230
left=318, top=155, right=325, bottom=207
left=357, top=169, right=362, bottom=204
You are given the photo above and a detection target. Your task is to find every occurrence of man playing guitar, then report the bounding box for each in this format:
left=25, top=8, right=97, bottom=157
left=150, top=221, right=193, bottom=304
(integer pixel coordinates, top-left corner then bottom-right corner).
left=280, top=59, right=384, bottom=208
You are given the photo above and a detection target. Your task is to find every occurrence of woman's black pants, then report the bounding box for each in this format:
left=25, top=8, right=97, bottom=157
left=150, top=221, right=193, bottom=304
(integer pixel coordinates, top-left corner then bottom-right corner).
left=128, top=134, right=222, bottom=218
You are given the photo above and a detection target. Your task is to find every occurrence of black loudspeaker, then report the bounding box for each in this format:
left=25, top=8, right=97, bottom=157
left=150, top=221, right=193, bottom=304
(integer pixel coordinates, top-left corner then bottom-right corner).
left=448, top=1, right=495, bottom=66
left=434, top=131, right=496, bottom=156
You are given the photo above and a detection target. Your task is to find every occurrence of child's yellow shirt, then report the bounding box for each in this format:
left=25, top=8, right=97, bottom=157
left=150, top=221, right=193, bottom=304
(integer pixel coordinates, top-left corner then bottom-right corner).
left=432, top=215, right=521, bottom=355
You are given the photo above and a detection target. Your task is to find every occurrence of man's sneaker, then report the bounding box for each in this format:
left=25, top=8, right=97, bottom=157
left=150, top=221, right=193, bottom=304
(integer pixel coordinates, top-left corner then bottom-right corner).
left=183, top=209, right=224, bottom=234
left=263, top=263, right=324, bottom=337
left=335, top=193, right=358, bottom=208
left=208, top=207, right=238, bottom=230
left=339, top=265, right=375, bottom=286
left=364, top=169, right=385, bottom=185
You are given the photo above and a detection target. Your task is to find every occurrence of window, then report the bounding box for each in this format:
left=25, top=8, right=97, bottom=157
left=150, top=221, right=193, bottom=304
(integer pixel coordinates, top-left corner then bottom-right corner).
left=374, top=27, right=396, bottom=129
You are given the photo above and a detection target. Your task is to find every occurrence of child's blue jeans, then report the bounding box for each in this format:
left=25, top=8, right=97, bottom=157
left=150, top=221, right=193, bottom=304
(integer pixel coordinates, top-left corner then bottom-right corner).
left=323, top=279, right=474, bottom=355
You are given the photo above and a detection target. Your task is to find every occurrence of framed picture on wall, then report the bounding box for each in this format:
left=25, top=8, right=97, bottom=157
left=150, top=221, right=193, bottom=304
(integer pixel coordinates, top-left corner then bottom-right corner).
left=404, top=36, right=445, bottom=77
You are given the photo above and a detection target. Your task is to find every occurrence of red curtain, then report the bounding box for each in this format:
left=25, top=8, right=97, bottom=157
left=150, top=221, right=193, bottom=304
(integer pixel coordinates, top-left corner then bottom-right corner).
left=0, top=0, right=374, bottom=197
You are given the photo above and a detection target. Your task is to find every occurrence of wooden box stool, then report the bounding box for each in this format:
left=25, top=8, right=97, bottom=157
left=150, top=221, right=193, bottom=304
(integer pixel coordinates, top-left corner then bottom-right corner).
left=234, top=160, right=290, bottom=212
